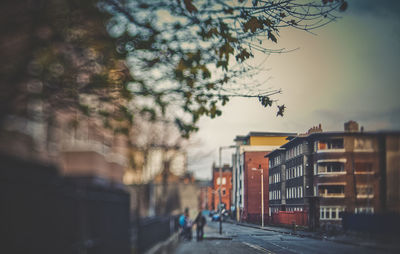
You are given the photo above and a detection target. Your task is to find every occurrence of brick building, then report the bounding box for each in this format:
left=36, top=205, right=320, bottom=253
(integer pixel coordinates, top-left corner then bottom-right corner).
left=211, top=164, right=233, bottom=211
left=232, top=132, right=295, bottom=224
left=267, top=125, right=321, bottom=229
left=266, top=121, right=400, bottom=229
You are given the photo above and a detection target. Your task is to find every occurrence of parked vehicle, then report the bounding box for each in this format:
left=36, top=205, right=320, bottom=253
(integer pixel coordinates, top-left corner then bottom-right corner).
left=211, top=209, right=230, bottom=222
left=209, top=210, right=216, bottom=218
left=211, top=213, right=221, bottom=221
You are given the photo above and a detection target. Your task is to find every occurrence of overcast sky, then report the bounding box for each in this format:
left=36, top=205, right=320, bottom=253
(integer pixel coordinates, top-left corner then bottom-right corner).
left=187, top=0, right=400, bottom=180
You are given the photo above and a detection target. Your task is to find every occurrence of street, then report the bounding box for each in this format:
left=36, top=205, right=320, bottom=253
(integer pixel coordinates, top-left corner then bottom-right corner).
left=174, top=218, right=395, bottom=254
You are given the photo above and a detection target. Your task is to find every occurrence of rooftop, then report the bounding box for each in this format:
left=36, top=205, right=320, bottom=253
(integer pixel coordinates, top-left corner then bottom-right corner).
left=234, top=131, right=297, bottom=141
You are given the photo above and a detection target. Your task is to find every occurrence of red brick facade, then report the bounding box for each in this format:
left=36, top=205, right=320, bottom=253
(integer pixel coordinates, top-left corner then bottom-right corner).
left=211, top=164, right=232, bottom=211
left=207, top=186, right=214, bottom=210
left=244, top=151, right=269, bottom=223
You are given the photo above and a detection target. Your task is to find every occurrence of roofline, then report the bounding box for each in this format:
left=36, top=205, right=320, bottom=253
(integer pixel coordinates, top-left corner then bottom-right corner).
left=234, top=132, right=297, bottom=141
left=247, top=131, right=297, bottom=137
left=265, top=148, right=285, bottom=158
left=265, top=130, right=400, bottom=157
left=307, top=130, right=400, bottom=138
left=234, top=135, right=247, bottom=141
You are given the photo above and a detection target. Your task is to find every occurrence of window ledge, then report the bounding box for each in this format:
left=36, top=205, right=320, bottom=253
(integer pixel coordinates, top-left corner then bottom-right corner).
left=357, top=195, right=374, bottom=199
left=320, top=195, right=345, bottom=198
left=317, top=149, right=345, bottom=153
left=317, top=172, right=346, bottom=176
left=354, top=171, right=374, bottom=175
left=353, top=149, right=375, bottom=152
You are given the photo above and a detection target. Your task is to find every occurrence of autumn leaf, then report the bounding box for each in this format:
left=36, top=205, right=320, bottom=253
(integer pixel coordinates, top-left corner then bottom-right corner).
left=243, top=17, right=264, bottom=33
left=277, top=105, right=285, bottom=117
left=339, top=1, right=348, bottom=12
left=235, top=49, right=252, bottom=62
left=268, top=31, right=277, bottom=43
left=183, top=0, right=198, bottom=13
left=259, top=96, right=273, bottom=107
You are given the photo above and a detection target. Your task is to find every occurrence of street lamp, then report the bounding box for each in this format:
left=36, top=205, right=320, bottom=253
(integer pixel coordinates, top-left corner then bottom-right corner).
left=252, top=166, right=264, bottom=227
left=218, top=145, right=236, bottom=235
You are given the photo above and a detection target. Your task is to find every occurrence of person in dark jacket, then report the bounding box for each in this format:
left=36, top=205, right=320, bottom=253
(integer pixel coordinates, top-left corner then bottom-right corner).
left=194, top=210, right=206, bottom=241
left=179, top=208, right=192, bottom=240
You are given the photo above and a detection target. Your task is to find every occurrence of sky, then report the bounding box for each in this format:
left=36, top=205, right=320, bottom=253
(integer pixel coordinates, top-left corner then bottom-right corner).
left=187, top=0, right=400, bottom=180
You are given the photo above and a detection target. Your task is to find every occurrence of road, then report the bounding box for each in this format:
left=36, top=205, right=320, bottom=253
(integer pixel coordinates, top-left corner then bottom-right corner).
left=174, top=219, right=394, bottom=254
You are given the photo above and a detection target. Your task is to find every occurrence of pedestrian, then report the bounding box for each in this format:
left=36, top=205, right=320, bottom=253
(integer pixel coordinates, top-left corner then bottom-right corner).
left=179, top=207, right=192, bottom=241
left=194, top=210, right=206, bottom=241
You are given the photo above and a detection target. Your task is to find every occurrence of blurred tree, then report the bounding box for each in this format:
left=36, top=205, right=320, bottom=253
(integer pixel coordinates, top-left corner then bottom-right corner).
left=0, top=0, right=347, bottom=138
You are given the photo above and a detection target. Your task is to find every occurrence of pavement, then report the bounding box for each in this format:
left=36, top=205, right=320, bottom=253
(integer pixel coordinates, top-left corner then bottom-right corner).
left=227, top=219, right=400, bottom=253
left=173, top=219, right=400, bottom=254
left=174, top=225, right=257, bottom=254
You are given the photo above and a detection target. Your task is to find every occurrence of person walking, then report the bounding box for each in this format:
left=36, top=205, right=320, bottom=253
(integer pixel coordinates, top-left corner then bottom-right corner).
left=179, top=208, right=192, bottom=241
left=194, top=210, right=206, bottom=241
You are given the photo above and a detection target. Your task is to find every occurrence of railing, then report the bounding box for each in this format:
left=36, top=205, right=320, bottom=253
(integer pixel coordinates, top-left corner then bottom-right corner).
left=0, top=154, right=130, bottom=254
left=270, top=211, right=308, bottom=227
left=133, top=215, right=180, bottom=253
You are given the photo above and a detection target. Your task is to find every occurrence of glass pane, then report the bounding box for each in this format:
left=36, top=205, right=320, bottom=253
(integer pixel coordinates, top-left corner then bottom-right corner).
left=332, top=209, right=337, bottom=219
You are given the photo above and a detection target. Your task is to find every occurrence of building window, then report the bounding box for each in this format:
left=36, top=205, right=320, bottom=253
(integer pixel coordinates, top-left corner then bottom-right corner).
left=216, top=177, right=221, bottom=185
left=222, top=177, right=226, bottom=185
left=355, top=207, right=374, bottom=214
left=354, top=162, right=373, bottom=173
left=320, top=206, right=345, bottom=220
left=222, top=188, right=226, bottom=196
left=318, top=139, right=344, bottom=150
left=318, top=185, right=345, bottom=198
left=318, top=162, right=345, bottom=174
left=298, top=187, right=303, bottom=198
left=356, top=185, right=374, bottom=199
left=354, top=138, right=373, bottom=150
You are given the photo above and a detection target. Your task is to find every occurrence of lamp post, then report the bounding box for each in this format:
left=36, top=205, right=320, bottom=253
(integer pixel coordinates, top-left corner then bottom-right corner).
left=218, top=145, right=236, bottom=235
left=252, top=166, right=264, bottom=227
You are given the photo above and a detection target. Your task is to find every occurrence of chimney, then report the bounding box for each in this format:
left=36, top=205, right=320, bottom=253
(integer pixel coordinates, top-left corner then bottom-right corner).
left=306, top=124, right=323, bottom=134
left=344, top=121, right=359, bottom=132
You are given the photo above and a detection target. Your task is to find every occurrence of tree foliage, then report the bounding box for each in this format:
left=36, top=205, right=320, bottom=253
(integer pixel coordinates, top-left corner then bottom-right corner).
left=0, top=0, right=347, bottom=138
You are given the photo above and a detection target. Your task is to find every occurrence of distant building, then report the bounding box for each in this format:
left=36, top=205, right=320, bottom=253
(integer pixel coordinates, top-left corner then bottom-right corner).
left=197, top=180, right=212, bottom=211
left=123, top=147, right=187, bottom=184
left=266, top=122, right=400, bottom=229
left=232, top=131, right=296, bottom=224
left=211, top=163, right=233, bottom=211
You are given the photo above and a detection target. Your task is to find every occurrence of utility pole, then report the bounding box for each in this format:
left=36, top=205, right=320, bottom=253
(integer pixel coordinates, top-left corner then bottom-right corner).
left=261, top=168, right=264, bottom=227
left=218, top=145, right=236, bottom=235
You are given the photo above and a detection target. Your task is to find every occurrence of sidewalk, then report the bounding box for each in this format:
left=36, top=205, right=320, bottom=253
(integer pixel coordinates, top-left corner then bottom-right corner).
left=227, top=219, right=400, bottom=253
left=174, top=225, right=258, bottom=254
